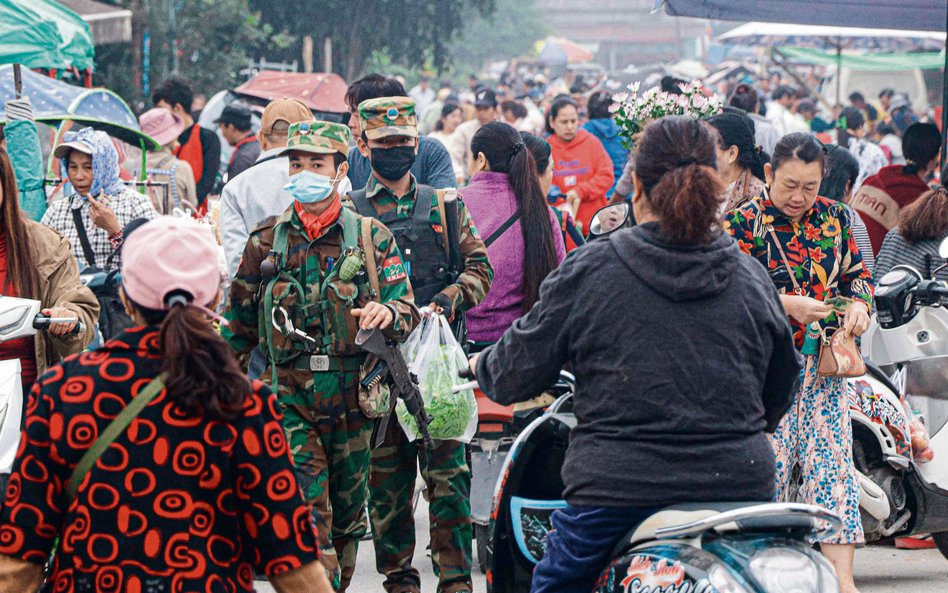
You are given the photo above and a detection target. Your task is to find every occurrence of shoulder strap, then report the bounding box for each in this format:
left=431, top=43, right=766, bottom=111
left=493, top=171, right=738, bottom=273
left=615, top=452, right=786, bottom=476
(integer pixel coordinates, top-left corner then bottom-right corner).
left=272, top=219, right=292, bottom=265
left=404, top=184, right=436, bottom=243
left=71, top=206, right=97, bottom=268
left=766, top=224, right=802, bottom=295
left=484, top=210, right=522, bottom=247
left=348, top=189, right=378, bottom=218
left=66, top=374, right=166, bottom=502
left=361, top=218, right=381, bottom=301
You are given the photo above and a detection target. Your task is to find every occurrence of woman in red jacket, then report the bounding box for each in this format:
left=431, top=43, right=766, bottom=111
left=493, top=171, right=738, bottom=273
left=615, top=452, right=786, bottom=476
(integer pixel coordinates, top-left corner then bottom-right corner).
left=546, top=97, right=615, bottom=233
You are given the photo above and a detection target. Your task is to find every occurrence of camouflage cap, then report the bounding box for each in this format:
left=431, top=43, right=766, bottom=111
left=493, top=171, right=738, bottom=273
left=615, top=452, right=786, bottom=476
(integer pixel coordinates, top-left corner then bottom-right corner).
left=279, top=120, right=351, bottom=156
left=358, top=96, right=419, bottom=140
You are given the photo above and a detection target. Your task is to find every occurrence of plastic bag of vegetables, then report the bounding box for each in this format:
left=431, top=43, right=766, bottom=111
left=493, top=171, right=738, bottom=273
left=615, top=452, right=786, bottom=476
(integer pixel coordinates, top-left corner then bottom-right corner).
left=396, top=312, right=477, bottom=443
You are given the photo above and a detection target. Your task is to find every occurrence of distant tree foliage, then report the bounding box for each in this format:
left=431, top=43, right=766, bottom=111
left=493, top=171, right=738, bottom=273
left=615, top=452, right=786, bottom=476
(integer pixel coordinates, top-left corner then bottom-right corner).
left=448, top=0, right=549, bottom=76
left=98, top=0, right=269, bottom=107
left=174, top=0, right=270, bottom=94
left=249, top=0, right=497, bottom=80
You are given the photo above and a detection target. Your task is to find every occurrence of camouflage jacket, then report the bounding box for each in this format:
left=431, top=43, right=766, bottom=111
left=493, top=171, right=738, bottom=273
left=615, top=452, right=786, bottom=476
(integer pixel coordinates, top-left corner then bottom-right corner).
left=342, top=175, right=492, bottom=313
left=225, top=203, right=419, bottom=369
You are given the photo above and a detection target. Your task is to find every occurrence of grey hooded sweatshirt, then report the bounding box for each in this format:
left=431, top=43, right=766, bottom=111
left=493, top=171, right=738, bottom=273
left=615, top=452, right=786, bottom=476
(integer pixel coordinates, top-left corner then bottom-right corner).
left=477, top=222, right=802, bottom=507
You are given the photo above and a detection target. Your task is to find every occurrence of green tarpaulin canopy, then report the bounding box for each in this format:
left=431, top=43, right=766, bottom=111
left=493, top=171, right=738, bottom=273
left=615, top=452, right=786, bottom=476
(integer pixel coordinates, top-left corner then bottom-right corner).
left=777, top=47, right=947, bottom=71
left=0, top=0, right=94, bottom=70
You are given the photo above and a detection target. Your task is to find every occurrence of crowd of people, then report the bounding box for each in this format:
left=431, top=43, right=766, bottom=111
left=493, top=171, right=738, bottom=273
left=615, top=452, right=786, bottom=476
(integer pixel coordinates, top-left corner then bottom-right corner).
left=0, top=61, right=944, bottom=593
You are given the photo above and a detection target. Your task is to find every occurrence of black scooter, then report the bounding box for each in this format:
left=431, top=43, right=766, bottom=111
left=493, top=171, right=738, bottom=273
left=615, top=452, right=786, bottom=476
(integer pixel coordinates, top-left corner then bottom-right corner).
left=483, top=392, right=842, bottom=593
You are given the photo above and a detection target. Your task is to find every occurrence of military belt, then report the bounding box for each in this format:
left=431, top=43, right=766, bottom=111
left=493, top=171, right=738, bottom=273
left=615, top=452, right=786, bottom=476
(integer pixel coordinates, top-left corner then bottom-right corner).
left=288, top=354, right=366, bottom=372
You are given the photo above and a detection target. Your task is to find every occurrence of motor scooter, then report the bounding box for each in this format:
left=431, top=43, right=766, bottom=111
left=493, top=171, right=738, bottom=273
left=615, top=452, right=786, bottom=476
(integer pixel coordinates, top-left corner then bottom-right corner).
left=844, top=237, right=948, bottom=556
left=0, top=296, right=82, bottom=486
left=478, top=391, right=842, bottom=593
left=469, top=371, right=574, bottom=572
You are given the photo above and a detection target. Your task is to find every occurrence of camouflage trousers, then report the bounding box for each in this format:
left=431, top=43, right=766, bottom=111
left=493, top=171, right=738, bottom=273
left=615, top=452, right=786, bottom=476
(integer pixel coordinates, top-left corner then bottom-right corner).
left=271, top=367, right=371, bottom=592
left=369, top=419, right=473, bottom=593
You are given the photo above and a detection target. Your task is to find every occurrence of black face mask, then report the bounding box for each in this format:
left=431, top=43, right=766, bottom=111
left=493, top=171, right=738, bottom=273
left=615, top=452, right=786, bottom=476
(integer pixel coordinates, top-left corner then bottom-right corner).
left=370, top=145, right=416, bottom=181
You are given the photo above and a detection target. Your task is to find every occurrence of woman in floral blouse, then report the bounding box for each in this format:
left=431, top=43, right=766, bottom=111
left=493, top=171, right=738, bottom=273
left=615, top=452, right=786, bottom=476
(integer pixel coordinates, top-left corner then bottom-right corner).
left=725, top=133, right=873, bottom=593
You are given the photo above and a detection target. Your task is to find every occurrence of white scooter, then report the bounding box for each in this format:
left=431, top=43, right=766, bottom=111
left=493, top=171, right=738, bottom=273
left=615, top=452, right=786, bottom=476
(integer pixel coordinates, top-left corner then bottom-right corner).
left=846, top=237, right=948, bottom=557
left=0, top=296, right=82, bottom=480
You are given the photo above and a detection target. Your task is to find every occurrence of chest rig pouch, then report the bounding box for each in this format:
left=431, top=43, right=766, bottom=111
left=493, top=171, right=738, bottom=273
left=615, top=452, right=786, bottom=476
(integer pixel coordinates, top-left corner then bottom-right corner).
left=259, top=208, right=369, bottom=391
left=349, top=185, right=451, bottom=306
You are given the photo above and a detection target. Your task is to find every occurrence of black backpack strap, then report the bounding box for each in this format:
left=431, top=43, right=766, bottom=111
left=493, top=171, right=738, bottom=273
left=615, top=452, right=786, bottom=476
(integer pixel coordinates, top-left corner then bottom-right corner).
left=484, top=210, right=522, bottom=247
left=71, top=206, right=97, bottom=268
left=410, top=185, right=437, bottom=243
left=347, top=189, right=378, bottom=218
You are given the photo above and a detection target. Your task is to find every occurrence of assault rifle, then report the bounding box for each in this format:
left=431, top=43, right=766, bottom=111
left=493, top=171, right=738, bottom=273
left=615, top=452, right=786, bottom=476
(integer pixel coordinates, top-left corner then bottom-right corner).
left=441, top=189, right=468, bottom=348
left=355, top=328, right=434, bottom=450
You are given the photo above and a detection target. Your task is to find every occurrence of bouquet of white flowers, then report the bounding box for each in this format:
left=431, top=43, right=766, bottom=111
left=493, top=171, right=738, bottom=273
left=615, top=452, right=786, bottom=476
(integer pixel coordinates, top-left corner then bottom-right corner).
left=611, top=80, right=723, bottom=149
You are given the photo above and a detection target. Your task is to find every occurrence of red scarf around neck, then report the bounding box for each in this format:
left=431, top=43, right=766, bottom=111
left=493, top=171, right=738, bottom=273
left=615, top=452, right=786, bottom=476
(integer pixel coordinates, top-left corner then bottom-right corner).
left=295, top=195, right=342, bottom=240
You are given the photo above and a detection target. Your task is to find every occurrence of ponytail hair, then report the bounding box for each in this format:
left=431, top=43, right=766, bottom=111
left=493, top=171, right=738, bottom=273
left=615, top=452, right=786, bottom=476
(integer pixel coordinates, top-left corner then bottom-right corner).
left=708, top=108, right=769, bottom=181
left=634, top=116, right=725, bottom=245
left=471, top=122, right=558, bottom=311
left=132, top=290, right=249, bottom=422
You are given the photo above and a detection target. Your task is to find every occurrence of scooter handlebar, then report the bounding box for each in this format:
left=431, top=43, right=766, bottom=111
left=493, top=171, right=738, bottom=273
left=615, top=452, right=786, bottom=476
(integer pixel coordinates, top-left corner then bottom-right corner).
left=33, top=315, right=84, bottom=335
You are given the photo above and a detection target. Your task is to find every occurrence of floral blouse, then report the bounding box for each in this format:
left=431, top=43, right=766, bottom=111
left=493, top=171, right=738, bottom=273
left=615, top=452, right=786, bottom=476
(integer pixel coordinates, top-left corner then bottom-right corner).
left=724, top=195, right=874, bottom=348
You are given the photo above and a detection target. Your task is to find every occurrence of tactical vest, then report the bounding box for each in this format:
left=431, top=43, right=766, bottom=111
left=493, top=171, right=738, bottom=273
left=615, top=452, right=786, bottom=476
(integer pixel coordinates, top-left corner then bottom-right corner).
left=349, top=184, right=451, bottom=306
left=259, top=207, right=368, bottom=389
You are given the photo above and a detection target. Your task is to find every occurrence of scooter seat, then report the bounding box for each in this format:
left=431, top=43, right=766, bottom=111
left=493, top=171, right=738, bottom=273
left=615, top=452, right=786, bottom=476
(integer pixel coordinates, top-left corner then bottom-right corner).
left=477, top=393, right=515, bottom=423
left=613, top=502, right=820, bottom=555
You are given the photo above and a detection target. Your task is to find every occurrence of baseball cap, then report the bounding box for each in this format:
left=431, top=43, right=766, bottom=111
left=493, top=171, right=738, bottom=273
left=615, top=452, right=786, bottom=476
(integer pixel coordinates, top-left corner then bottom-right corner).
left=121, top=216, right=222, bottom=310
left=474, top=88, right=498, bottom=109
left=215, top=103, right=253, bottom=129
left=53, top=138, right=94, bottom=159
left=278, top=120, right=350, bottom=157
left=138, top=107, right=184, bottom=146
left=260, top=97, right=313, bottom=136
left=358, top=96, right=419, bottom=140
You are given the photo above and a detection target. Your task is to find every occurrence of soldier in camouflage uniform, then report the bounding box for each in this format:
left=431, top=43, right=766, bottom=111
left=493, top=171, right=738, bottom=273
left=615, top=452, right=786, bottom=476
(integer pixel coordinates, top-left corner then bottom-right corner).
left=344, top=97, right=492, bottom=593
left=225, top=120, right=419, bottom=592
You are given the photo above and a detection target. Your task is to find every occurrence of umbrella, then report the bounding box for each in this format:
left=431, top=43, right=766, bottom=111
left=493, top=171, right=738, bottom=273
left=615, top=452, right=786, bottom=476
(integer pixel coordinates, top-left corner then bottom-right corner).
left=718, top=22, right=944, bottom=105
left=655, top=0, right=947, bottom=33
left=0, top=65, right=158, bottom=149
left=234, top=70, right=349, bottom=116
left=654, top=0, right=948, bottom=160
left=537, top=37, right=594, bottom=66
left=0, top=0, right=94, bottom=71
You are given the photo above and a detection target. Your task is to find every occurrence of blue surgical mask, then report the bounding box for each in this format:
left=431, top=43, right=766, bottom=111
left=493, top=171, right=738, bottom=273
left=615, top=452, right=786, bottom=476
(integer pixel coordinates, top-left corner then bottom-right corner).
left=284, top=170, right=340, bottom=204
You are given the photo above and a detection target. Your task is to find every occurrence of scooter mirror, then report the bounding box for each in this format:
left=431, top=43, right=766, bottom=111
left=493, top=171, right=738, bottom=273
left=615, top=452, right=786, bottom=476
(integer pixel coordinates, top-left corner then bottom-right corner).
left=588, top=203, right=631, bottom=239
left=939, top=236, right=948, bottom=259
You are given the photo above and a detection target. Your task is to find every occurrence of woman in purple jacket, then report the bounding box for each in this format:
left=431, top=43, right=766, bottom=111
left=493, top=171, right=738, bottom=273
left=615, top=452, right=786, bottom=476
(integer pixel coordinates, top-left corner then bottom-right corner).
left=462, top=122, right=566, bottom=348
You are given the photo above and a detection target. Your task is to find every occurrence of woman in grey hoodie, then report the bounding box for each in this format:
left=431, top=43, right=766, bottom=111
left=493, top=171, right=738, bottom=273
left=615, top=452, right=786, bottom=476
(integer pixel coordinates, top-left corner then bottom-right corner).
left=474, top=116, right=801, bottom=593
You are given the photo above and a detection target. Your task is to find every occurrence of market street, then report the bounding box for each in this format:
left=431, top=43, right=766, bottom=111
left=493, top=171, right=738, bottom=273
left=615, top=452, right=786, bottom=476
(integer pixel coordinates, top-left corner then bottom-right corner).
left=255, top=499, right=948, bottom=593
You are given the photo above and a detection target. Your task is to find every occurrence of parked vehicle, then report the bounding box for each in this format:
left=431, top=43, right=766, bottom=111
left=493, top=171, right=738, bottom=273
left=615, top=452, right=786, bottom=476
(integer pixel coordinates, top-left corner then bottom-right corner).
left=483, top=391, right=842, bottom=593
left=846, top=237, right=948, bottom=556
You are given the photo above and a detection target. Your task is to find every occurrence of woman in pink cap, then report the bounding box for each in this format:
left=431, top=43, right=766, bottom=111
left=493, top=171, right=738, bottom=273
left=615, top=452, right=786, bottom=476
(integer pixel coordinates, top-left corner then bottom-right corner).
left=124, top=108, right=198, bottom=213
left=0, top=216, right=332, bottom=593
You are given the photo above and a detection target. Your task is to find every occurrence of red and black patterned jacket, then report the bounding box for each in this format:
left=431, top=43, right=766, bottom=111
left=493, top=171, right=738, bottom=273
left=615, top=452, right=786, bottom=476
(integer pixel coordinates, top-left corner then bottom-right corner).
left=0, top=326, right=318, bottom=593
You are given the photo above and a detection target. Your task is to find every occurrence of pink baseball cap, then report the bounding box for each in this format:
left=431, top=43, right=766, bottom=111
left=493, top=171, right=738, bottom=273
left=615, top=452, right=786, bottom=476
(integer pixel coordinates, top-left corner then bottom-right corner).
left=139, top=107, right=185, bottom=147
left=121, top=216, right=222, bottom=310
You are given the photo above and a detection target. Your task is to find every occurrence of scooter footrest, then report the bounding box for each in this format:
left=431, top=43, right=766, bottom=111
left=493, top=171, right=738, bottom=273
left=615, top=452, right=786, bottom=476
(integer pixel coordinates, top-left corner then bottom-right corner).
left=510, top=496, right=567, bottom=565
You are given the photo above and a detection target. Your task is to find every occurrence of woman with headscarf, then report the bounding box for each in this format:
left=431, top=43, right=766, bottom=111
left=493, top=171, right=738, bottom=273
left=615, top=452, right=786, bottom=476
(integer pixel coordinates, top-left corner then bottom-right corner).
left=40, top=127, right=158, bottom=272
left=0, top=148, right=98, bottom=394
